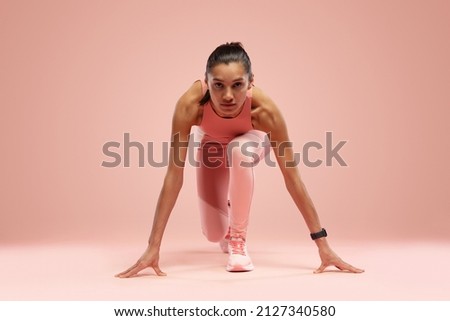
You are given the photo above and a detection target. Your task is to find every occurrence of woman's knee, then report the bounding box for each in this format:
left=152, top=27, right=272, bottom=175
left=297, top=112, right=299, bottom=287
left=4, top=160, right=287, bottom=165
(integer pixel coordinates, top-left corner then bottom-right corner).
left=227, top=131, right=268, bottom=166
left=227, top=142, right=262, bottom=167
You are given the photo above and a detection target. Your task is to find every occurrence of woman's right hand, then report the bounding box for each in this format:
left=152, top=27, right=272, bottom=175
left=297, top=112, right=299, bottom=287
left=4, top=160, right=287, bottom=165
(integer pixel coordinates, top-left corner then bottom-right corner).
left=115, top=245, right=166, bottom=278
left=115, top=82, right=200, bottom=279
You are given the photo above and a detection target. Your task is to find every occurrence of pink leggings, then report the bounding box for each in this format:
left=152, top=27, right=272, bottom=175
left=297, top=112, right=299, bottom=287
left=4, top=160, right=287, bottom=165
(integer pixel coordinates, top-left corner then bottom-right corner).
left=196, top=130, right=269, bottom=242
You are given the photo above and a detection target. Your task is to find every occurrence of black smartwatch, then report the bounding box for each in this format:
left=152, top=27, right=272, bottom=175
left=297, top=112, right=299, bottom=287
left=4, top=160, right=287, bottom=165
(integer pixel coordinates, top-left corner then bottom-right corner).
left=310, top=228, right=327, bottom=240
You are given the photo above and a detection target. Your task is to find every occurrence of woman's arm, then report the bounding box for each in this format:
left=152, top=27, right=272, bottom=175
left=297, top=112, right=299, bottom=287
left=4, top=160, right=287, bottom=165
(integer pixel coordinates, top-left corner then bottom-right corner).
left=116, top=81, right=203, bottom=278
left=252, top=87, right=364, bottom=273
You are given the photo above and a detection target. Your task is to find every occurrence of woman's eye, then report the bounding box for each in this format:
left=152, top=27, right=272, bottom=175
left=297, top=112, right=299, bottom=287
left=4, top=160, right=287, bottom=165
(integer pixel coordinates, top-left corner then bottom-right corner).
left=214, top=83, right=223, bottom=89
left=233, top=82, right=242, bottom=88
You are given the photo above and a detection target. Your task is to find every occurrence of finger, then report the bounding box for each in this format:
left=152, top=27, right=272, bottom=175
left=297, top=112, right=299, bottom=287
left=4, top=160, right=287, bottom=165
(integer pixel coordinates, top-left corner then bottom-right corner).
left=117, top=263, right=147, bottom=278
left=348, top=266, right=365, bottom=273
left=336, top=261, right=365, bottom=273
left=119, top=266, right=143, bottom=278
left=153, top=266, right=167, bottom=277
left=314, top=263, right=327, bottom=274
left=115, top=262, right=139, bottom=278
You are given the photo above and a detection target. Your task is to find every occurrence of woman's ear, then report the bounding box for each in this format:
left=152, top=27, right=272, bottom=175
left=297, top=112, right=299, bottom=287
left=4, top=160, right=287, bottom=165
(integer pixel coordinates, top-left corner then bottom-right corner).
left=248, top=73, right=255, bottom=88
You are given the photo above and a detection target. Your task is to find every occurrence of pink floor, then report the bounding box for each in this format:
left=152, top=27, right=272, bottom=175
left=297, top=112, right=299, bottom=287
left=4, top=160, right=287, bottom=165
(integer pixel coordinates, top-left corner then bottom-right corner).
left=1, top=239, right=449, bottom=301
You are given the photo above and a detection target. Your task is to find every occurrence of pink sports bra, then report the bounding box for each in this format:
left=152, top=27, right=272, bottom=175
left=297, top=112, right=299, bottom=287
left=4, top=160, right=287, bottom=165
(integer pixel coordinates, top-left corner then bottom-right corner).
left=198, top=80, right=253, bottom=145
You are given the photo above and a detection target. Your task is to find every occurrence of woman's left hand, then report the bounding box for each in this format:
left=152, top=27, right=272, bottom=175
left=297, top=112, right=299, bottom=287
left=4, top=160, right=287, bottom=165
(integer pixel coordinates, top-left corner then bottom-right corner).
left=314, top=247, right=365, bottom=273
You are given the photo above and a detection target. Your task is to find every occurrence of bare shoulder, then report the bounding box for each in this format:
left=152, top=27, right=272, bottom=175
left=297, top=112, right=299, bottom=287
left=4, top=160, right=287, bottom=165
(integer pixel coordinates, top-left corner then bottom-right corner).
left=251, top=86, right=287, bottom=134
left=173, top=80, right=204, bottom=127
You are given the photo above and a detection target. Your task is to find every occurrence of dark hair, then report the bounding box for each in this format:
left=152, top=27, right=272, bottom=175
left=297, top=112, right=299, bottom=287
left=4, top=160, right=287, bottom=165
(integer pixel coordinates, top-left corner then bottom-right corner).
left=199, top=42, right=253, bottom=105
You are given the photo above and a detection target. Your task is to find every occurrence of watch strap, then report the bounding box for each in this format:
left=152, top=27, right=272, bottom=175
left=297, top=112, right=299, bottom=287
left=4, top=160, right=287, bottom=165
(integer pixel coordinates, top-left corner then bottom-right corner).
left=310, top=228, right=327, bottom=240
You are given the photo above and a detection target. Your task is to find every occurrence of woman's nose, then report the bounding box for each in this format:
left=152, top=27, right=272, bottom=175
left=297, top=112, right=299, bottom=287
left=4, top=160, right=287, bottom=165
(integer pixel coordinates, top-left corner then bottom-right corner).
left=223, top=88, right=233, bottom=101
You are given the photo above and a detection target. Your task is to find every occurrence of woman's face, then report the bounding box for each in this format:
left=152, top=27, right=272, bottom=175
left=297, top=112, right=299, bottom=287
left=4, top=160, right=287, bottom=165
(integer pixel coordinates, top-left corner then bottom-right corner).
left=206, top=62, right=252, bottom=118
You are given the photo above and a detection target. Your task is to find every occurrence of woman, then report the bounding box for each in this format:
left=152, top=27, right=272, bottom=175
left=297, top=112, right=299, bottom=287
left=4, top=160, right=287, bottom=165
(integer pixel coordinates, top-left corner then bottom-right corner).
left=116, top=42, right=364, bottom=276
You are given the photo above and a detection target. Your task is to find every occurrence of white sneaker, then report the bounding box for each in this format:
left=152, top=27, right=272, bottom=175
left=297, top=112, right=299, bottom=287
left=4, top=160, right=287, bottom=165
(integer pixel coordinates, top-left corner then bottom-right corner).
left=226, top=237, right=254, bottom=272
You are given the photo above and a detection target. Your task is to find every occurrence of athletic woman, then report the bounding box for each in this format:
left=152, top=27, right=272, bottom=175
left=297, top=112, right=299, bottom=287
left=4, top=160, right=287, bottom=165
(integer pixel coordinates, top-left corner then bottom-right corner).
left=116, top=42, right=364, bottom=276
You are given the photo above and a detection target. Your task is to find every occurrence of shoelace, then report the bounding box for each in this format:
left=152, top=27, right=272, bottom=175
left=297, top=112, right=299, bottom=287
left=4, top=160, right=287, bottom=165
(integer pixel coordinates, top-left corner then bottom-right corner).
left=229, top=237, right=246, bottom=256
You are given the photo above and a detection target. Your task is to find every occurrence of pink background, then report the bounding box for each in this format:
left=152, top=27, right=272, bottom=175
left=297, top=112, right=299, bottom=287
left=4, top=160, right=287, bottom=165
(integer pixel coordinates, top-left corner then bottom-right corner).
left=1, top=0, right=449, bottom=300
